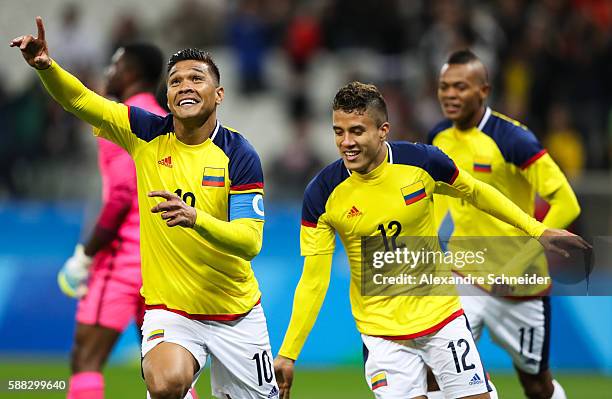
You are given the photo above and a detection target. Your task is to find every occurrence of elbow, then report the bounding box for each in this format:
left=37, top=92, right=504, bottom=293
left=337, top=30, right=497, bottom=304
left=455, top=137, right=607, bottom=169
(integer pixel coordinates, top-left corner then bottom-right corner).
left=239, top=239, right=262, bottom=261
left=569, top=200, right=581, bottom=223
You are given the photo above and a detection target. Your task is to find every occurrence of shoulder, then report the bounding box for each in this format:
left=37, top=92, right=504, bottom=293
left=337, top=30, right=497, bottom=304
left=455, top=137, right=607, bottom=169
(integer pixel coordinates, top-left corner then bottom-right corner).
left=213, top=124, right=264, bottom=189
left=302, top=159, right=349, bottom=225
left=481, top=110, right=545, bottom=168
left=427, top=119, right=453, bottom=144
left=212, top=124, right=260, bottom=160
left=127, top=106, right=174, bottom=142
left=389, top=141, right=458, bottom=184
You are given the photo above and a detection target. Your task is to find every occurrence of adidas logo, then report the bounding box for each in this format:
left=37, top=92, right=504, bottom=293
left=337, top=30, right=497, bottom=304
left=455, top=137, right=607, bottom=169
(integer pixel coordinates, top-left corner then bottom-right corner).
left=469, top=373, right=483, bottom=385
left=267, top=386, right=279, bottom=398
left=158, top=156, right=172, bottom=168
left=347, top=205, right=362, bottom=218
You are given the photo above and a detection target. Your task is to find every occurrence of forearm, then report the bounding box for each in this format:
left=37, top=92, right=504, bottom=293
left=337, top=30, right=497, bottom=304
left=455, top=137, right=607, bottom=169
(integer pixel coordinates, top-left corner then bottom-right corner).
left=438, top=170, right=546, bottom=237
left=541, top=182, right=581, bottom=229
left=36, top=61, right=107, bottom=127
left=194, top=210, right=263, bottom=260
left=470, top=179, right=545, bottom=237
left=278, top=254, right=333, bottom=360
left=83, top=225, right=119, bottom=257
left=84, top=199, right=131, bottom=257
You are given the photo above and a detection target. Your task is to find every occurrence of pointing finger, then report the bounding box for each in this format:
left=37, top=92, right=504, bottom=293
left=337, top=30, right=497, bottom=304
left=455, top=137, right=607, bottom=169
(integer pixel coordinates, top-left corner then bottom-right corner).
left=36, top=16, right=45, bottom=41
left=148, top=190, right=178, bottom=200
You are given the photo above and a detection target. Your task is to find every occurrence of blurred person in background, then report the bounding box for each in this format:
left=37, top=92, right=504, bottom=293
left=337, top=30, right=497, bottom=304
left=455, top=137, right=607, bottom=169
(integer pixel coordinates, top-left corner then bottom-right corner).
left=427, top=49, right=580, bottom=399
left=229, top=0, right=271, bottom=94
left=543, top=102, right=585, bottom=180
left=57, top=43, right=170, bottom=399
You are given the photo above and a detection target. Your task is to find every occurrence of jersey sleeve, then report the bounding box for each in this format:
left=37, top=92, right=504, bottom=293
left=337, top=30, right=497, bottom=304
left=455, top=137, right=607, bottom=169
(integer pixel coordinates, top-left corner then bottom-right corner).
left=95, top=106, right=174, bottom=156
left=520, top=152, right=566, bottom=198
left=300, top=179, right=336, bottom=256
left=37, top=61, right=172, bottom=156
left=228, top=143, right=264, bottom=195
left=492, top=120, right=547, bottom=169
left=434, top=168, right=546, bottom=238
left=424, top=145, right=460, bottom=184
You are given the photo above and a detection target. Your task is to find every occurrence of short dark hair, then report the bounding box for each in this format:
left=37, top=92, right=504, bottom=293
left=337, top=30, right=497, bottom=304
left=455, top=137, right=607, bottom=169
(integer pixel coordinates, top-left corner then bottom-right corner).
left=167, top=48, right=220, bottom=85
left=446, top=49, right=480, bottom=65
left=121, top=43, right=164, bottom=86
left=332, top=82, right=388, bottom=126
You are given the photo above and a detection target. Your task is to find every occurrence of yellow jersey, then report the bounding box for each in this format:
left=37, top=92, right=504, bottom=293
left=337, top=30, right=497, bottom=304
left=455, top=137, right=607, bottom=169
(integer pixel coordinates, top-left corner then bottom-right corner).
left=300, top=142, right=464, bottom=337
left=429, top=107, right=570, bottom=295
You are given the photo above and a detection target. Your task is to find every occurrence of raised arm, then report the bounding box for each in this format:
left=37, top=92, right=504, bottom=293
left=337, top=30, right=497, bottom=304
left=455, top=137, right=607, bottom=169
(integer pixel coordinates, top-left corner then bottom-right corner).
left=11, top=17, right=107, bottom=127
left=10, top=17, right=144, bottom=154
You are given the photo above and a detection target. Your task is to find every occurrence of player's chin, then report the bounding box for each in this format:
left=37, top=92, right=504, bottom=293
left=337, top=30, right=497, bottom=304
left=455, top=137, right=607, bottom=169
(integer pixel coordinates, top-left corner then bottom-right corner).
left=175, top=108, right=208, bottom=122
left=342, top=157, right=364, bottom=172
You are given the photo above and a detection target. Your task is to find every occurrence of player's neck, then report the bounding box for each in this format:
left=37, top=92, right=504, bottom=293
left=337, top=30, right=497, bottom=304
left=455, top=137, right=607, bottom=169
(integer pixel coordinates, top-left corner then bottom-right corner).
left=174, top=115, right=217, bottom=145
left=358, top=142, right=388, bottom=176
left=454, top=107, right=486, bottom=131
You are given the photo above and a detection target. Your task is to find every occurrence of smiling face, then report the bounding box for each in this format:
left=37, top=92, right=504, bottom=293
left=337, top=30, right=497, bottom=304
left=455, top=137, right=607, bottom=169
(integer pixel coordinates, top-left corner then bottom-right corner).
left=437, top=62, right=489, bottom=129
left=166, top=59, right=223, bottom=124
left=333, top=109, right=389, bottom=174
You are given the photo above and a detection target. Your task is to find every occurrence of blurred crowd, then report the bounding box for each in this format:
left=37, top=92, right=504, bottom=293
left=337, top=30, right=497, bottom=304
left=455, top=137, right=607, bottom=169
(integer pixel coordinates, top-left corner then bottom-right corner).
left=0, top=0, right=610, bottom=199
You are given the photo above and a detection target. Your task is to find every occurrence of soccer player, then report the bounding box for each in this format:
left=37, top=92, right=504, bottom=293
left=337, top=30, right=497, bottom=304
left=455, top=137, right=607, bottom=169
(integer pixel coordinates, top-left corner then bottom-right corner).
left=272, top=82, right=588, bottom=399
left=12, top=17, right=278, bottom=399
left=427, top=49, right=580, bottom=399
left=56, top=43, right=170, bottom=399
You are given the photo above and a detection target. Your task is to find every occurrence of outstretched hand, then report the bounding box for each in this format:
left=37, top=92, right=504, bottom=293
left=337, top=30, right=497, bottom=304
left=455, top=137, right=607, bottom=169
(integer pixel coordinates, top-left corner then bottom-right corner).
left=538, top=228, right=591, bottom=258
left=9, top=16, right=51, bottom=69
left=149, top=191, right=197, bottom=228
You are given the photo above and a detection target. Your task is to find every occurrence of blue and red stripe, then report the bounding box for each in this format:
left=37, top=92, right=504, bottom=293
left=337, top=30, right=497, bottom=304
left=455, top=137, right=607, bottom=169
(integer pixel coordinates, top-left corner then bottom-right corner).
left=404, top=188, right=426, bottom=205
left=473, top=163, right=492, bottom=172
left=372, top=378, right=387, bottom=390
left=202, top=175, right=225, bottom=187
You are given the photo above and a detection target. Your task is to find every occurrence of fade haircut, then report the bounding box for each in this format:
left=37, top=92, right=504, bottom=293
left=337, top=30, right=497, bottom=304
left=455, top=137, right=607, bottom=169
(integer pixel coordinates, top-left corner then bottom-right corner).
left=332, top=82, right=388, bottom=127
left=167, top=48, right=220, bottom=86
left=446, top=49, right=489, bottom=84
left=122, top=43, right=164, bottom=86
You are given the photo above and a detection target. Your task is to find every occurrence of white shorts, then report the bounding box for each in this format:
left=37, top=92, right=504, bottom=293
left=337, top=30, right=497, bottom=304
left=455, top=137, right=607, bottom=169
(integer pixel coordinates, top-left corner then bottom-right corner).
left=141, top=305, right=279, bottom=399
left=362, top=315, right=490, bottom=399
left=459, top=283, right=550, bottom=375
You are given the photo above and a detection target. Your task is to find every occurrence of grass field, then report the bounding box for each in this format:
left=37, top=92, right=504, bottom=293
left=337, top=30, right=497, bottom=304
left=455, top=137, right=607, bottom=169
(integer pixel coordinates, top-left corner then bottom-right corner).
left=0, top=361, right=611, bottom=398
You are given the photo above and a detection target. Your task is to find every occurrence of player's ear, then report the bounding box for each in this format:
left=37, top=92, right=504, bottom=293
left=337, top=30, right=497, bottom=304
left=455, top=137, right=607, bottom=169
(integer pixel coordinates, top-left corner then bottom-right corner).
left=480, top=83, right=490, bottom=101
left=379, top=121, right=390, bottom=141
left=215, top=86, right=224, bottom=105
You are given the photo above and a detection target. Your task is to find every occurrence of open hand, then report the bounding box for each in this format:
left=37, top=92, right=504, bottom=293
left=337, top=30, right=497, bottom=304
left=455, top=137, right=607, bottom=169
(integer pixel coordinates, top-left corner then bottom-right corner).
left=538, top=228, right=591, bottom=258
left=274, top=355, right=295, bottom=399
left=149, top=190, right=196, bottom=228
left=9, top=16, right=51, bottom=69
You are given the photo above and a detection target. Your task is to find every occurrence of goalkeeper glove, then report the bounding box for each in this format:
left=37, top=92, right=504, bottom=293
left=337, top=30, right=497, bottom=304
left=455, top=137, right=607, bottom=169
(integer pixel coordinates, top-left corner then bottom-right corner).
left=57, top=244, right=93, bottom=298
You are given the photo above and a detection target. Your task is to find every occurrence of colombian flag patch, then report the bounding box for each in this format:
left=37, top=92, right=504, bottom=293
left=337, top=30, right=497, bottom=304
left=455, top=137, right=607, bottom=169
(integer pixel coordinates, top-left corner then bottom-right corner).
left=473, top=157, right=492, bottom=173
left=401, top=181, right=427, bottom=205
left=202, top=167, right=225, bottom=187
left=371, top=372, right=388, bottom=390
left=147, top=329, right=164, bottom=341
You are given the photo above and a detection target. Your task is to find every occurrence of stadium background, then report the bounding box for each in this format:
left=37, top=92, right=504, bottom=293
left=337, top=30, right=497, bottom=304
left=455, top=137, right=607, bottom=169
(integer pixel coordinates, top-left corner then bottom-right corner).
left=0, top=0, right=610, bottom=397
